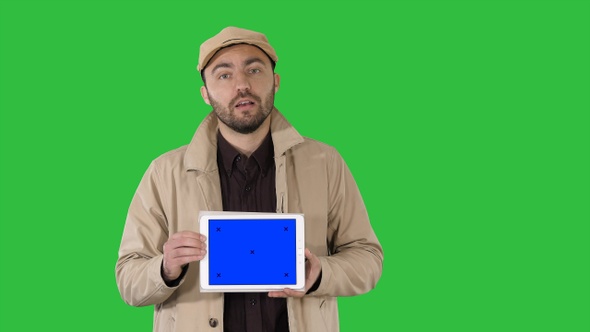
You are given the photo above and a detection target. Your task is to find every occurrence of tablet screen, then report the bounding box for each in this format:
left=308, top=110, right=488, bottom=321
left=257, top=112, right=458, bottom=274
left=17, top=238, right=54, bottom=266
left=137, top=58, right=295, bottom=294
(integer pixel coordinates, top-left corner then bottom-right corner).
left=199, top=212, right=305, bottom=292
left=208, top=218, right=296, bottom=285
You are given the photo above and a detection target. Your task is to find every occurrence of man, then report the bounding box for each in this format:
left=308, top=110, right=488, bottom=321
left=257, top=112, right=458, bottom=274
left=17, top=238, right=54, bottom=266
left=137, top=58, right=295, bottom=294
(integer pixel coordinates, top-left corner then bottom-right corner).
left=116, top=26, right=383, bottom=332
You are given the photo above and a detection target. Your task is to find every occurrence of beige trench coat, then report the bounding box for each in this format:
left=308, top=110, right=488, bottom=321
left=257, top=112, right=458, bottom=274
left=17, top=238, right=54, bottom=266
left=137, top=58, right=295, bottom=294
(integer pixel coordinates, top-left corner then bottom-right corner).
left=116, top=109, right=383, bottom=331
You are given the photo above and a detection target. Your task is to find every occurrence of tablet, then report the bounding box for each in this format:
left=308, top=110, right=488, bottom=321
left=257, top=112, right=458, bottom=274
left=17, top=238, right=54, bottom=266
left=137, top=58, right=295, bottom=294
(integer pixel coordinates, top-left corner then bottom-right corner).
left=199, top=211, right=305, bottom=292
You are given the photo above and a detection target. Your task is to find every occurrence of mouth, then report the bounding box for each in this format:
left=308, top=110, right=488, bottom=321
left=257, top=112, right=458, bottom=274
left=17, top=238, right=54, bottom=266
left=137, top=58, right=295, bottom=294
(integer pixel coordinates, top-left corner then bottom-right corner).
left=234, top=99, right=256, bottom=111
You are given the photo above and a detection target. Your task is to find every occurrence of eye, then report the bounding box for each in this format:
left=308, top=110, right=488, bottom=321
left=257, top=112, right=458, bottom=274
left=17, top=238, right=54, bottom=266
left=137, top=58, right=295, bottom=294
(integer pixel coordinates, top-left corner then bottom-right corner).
left=219, top=73, right=230, bottom=80
left=249, top=68, right=261, bottom=74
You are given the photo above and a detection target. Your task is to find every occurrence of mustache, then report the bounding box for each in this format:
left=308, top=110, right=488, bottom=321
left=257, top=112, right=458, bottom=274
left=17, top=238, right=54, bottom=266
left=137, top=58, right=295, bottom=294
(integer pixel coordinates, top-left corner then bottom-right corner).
left=230, top=91, right=261, bottom=106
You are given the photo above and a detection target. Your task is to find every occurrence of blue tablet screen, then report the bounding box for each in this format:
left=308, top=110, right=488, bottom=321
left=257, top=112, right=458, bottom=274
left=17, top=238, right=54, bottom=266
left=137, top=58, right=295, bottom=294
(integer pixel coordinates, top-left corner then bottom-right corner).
left=208, top=218, right=297, bottom=285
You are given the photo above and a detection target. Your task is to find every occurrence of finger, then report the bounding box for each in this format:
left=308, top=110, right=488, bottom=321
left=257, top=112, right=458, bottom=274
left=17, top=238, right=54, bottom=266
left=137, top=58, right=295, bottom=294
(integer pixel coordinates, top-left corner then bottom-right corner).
left=268, top=288, right=305, bottom=298
left=267, top=291, right=288, bottom=298
left=164, top=246, right=206, bottom=270
left=169, top=247, right=206, bottom=259
left=283, top=288, right=305, bottom=298
left=164, top=237, right=207, bottom=253
left=170, top=231, right=206, bottom=241
left=164, top=249, right=206, bottom=270
left=304, top=248, right=318, bottom=262
left=168, top=254, right=204, bottom=266
left=174, top=237, right=207, bottom=249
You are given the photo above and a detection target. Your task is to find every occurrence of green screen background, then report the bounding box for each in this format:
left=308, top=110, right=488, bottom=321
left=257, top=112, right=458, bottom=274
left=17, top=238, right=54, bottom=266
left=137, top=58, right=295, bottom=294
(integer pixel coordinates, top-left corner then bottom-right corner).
left=1, top=0, right=588, bottom=331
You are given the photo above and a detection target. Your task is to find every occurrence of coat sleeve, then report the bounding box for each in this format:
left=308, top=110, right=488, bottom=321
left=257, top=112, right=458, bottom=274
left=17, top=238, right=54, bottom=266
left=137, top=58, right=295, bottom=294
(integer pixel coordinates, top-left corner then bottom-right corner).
left=115, top=161, right=181, bottom=306
left=311, top=149, right=384, bottom=297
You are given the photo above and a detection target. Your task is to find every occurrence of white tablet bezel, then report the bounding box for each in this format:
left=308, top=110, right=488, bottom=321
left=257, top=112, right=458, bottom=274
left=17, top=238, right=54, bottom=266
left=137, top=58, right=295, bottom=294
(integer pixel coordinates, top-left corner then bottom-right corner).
left=199, top=212, right=305, bottom=292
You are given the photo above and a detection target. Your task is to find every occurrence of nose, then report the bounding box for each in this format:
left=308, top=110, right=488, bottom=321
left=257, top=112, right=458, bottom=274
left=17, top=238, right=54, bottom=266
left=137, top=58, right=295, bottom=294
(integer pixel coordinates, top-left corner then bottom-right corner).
left=235, top=72, right=250, bottom=92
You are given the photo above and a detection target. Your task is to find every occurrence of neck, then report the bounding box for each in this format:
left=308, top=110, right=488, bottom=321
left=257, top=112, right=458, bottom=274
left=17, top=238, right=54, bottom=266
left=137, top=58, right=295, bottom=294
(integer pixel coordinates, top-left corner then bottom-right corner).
left=218, top=116, right=271, bottom=157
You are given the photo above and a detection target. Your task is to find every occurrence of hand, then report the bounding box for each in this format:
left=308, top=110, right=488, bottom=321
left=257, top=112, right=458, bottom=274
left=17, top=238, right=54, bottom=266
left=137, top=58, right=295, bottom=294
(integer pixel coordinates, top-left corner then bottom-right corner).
left=268, top=248, right=321, bottom=298
left=162, top=231, right=206, bottom=282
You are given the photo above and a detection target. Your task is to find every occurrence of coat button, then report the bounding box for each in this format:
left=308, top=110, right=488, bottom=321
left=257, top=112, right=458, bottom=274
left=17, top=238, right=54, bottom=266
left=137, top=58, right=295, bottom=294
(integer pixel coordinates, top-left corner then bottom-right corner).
left=209, top=318, right=218, bottom=328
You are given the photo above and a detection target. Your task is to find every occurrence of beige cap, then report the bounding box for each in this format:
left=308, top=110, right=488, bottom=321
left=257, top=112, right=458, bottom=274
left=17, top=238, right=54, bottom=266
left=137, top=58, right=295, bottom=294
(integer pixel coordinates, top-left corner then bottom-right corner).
left=197, top=26, right=278, bottom=72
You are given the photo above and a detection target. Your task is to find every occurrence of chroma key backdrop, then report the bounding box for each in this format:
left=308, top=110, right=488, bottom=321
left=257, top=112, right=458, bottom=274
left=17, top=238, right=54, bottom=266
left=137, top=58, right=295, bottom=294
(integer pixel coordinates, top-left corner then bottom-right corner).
left=0, top=1, right=588, bottom=331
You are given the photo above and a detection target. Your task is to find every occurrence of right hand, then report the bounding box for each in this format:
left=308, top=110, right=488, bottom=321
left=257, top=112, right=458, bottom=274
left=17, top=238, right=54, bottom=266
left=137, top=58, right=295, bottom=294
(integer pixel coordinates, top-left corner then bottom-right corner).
left=162, top=231, right=207, bottom=282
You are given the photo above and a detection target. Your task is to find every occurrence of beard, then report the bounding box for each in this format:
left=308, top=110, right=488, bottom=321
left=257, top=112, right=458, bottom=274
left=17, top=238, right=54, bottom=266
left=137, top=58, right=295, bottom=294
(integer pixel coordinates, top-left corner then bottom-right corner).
left=208, top=85, right=275, bottom=135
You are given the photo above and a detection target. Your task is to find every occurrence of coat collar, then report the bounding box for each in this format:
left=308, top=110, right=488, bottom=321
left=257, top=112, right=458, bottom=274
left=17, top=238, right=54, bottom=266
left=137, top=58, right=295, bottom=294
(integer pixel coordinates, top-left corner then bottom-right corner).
left=183, top=108, right=304, bottom=172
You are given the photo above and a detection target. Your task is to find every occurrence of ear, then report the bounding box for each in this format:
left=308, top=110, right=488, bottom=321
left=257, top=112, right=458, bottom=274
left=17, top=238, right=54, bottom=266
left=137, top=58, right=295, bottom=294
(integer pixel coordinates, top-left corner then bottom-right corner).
left=273, top=73, right=280, bottom=93
left=200, top=85, right=211, bottom=105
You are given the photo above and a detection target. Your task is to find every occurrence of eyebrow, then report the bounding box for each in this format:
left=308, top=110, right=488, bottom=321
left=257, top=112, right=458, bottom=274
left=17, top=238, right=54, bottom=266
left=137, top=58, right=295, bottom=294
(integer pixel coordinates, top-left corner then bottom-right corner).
left=210, top=57, right=268, bottom=75
left=210, top=62, right=233, bottom=75
left=244, top=57, right=266, bottom=67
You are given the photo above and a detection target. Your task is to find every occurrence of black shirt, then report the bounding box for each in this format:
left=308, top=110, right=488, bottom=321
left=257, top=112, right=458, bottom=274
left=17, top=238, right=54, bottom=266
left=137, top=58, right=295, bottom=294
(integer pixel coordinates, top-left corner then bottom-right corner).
left=216, top=130, right=289, bottom=332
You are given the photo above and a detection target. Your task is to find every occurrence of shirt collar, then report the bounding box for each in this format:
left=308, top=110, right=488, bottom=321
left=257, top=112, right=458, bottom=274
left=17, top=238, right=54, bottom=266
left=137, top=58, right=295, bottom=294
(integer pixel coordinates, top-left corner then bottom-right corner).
left=216, top=130, right=275, bottom=177
left=217, top=130, right=240, bottom=176
left=250, top=131, right=274, bottom=176
left=184, top=109, right=304, bottom=172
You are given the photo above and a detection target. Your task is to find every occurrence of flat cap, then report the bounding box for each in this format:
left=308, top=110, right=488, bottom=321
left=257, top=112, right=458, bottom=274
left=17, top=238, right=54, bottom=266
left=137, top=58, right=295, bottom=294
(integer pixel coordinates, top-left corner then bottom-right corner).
left=197, top=26, right=278, bottom=72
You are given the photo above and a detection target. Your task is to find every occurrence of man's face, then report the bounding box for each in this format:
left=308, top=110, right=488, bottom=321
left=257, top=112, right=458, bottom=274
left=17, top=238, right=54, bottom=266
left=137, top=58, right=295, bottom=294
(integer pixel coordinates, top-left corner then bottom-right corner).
left=200, top=44, right=280, bottom=134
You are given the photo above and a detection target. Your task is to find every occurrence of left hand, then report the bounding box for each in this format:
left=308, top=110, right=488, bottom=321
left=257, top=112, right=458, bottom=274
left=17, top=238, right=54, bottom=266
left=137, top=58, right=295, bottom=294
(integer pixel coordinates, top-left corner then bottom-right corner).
left=268, top=248, right=321, bottom=298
